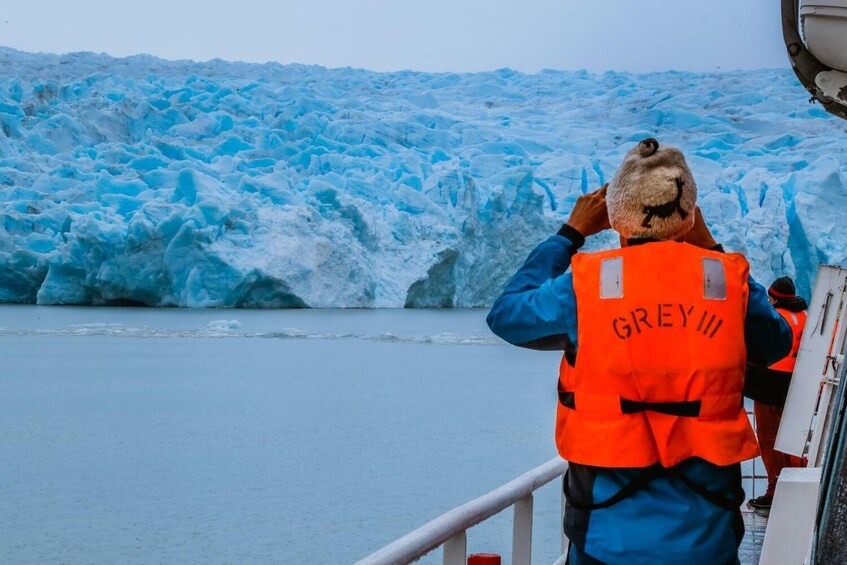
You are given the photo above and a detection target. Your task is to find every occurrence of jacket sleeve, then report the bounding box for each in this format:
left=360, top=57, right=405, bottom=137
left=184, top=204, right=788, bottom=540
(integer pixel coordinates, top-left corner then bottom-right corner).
left=486, top=233, right=580, bottom=350
left=745, top=277, right=793, bottom=366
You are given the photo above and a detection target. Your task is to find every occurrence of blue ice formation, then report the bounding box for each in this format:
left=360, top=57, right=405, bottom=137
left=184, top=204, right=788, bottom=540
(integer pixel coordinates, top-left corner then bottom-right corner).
left=0, top=47, right=844, bottom=307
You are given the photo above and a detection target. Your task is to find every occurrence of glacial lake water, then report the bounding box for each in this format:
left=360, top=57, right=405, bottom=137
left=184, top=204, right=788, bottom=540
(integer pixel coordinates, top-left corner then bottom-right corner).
left=0, top=305, right=766, bottom=564
left=0, top=305, right=569, bottom=564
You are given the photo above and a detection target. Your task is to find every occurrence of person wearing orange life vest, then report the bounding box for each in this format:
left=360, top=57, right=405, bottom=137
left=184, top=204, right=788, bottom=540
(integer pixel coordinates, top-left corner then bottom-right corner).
left=487, top=138, right=792, bottom=565
left=743, top=276, right=808, bottom=509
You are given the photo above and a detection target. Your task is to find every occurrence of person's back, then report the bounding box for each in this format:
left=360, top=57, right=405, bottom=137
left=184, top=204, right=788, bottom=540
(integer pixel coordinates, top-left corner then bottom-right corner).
left=561, top=240, right=758, bottom=564
left=487, top=138, right=792, bottom=564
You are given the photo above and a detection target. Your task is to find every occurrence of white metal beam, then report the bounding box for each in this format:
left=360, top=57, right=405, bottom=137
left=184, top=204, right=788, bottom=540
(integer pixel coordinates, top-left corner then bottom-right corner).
left=442, top=531, right=466, bottom=565
left=512, top=494, right=533, bottom=565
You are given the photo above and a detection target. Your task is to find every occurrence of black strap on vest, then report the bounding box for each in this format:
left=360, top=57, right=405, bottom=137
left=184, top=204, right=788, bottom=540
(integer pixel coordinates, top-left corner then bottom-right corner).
left=557, top=385, right=736, bottom=510
left=558, top=390, right=576, bottom=409
left=620, top=398, right=702, bottom=417
left=562, top=465, right=739, bottom=512
left=557, top=388, right=702, bottom=418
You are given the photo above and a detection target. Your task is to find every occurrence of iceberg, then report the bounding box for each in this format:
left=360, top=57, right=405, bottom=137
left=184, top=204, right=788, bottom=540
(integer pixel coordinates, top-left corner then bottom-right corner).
left=0, top=47, right=844, bottom=307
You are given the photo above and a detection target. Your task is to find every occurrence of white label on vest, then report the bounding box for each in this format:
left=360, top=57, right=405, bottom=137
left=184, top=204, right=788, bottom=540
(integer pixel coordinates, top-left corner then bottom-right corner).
left=600, top=257, right=624, bottom=299
left=703, top=258, right=727, bottom=300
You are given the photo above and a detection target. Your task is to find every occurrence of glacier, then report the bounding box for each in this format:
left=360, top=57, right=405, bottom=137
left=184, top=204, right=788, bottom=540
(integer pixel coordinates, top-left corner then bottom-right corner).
left=0, top=47, right=845, bottom=308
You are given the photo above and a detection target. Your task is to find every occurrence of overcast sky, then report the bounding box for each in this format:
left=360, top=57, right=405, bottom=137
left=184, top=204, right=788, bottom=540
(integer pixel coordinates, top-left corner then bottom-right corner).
left=0, top=0, right=787, bottom=73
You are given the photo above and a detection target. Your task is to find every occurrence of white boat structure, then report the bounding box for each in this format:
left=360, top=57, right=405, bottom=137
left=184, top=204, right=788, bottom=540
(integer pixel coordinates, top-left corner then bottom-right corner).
left=784, top=0, right=847, bottom=120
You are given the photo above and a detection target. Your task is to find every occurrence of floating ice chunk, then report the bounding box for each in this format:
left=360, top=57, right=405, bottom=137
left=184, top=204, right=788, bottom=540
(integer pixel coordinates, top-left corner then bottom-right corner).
left=207, top=319, right=242, bottom=330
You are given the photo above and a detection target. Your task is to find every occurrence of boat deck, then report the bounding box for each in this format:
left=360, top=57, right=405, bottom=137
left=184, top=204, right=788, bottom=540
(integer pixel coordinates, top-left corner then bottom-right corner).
left=740, top=509, right=768, bottom=565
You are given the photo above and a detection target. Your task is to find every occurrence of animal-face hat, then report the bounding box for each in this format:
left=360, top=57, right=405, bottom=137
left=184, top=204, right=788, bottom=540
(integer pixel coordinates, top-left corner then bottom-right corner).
left=606, top=138, right=697, bottom=240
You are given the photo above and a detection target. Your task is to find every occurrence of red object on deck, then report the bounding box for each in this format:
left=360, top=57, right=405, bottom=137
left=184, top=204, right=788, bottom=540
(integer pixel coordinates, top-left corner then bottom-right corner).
left=467, top=554, right=501, bottom=565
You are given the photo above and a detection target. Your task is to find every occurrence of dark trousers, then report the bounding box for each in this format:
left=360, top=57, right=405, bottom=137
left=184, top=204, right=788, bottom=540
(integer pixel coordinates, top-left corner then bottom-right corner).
left=754, top=401, right=804, bottom=497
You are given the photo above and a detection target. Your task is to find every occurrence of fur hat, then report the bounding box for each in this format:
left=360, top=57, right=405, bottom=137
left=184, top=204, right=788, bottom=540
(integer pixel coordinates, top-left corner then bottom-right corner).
left=607, top=138, right=697, bottom=240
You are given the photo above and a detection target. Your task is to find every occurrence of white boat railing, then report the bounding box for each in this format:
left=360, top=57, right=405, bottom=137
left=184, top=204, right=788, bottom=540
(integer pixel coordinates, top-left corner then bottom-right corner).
left=356, top=415, right=769, bottom=565
left=355, top=457, right=570, bottom=565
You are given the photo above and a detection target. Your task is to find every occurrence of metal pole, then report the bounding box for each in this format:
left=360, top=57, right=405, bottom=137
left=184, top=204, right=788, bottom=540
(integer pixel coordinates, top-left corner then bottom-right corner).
left=561, top=474, right=569, bottom=558
left=443, top=531, right=467, bottom=565
left=512, top=494, right=533, bottom=565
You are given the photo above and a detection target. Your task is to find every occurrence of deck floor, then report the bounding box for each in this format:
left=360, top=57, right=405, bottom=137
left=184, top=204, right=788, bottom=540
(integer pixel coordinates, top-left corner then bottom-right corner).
left=739, top=509, right=769, bottom=565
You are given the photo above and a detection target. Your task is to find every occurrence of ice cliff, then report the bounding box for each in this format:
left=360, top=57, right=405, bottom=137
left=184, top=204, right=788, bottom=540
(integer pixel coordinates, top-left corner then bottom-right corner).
left=0, top=47, right=844, bottom=307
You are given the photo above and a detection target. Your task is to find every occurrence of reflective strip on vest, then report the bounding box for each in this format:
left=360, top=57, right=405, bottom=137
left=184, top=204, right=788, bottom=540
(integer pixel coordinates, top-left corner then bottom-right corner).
left=703, top=258, right=727, bottom=300
left=600, top=257, right=624, bottom=299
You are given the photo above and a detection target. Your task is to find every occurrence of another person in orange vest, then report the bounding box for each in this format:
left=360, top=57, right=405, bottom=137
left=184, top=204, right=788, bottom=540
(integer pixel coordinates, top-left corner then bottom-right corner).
left=743, top=276, right=808, bottom=509
left=487, top=138, right=792, bottom=564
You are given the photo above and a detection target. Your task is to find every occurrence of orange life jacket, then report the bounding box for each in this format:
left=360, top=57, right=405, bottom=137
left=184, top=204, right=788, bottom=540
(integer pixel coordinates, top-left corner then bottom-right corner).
left=555, top=241, right=760, bottom=468
left=769, top=308, right=807, bottom=372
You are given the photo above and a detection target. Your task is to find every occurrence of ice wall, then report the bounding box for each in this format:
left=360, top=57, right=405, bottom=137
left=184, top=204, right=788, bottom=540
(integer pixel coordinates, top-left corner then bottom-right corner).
left=0, top=47, right=844, bottom=307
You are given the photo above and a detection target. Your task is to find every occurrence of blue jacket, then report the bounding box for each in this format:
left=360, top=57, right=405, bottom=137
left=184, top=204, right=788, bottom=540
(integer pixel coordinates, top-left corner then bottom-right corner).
left=487, top=231, right=792, bottom=564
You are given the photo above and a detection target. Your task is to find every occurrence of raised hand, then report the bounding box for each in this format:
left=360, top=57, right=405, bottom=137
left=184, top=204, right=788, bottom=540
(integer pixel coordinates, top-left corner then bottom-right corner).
left=566, top=184, right=611, bottom=237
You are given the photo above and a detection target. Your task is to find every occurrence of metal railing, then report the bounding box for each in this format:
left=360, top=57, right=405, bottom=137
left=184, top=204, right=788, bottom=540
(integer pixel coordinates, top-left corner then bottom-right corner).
left=358, top=412, right=768, bottom=565
left=746, top=405, right=769, bottom=500
left=356, top=457, right=569, bottom=565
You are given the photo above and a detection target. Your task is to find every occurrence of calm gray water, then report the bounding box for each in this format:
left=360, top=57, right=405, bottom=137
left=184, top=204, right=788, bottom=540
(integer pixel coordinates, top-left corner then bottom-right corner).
left=0, top=306, right=566, bottom=564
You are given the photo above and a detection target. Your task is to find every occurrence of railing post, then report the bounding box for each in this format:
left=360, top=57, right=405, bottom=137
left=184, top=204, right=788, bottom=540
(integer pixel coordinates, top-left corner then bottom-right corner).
left=561, top=474, right=570, bottom=559
left=443, top=531, right=467, bottom=565
left=512, top=494, right=533, bottom=565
